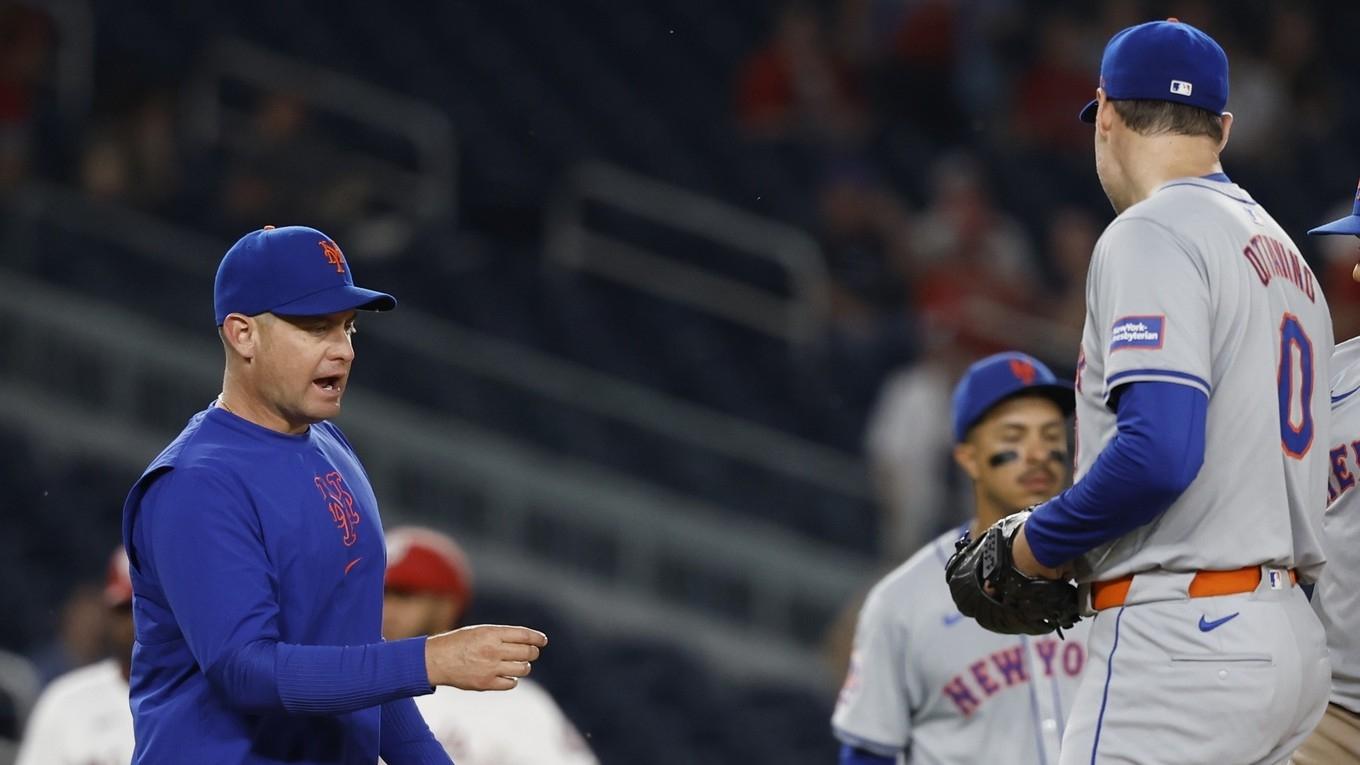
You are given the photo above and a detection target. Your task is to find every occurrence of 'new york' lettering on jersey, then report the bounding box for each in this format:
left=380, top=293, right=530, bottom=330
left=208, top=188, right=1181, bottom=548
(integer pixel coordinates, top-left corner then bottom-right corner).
left=939, top=638, right=1084, bottom=717
left=1072, top=176, right=1331, bottom=582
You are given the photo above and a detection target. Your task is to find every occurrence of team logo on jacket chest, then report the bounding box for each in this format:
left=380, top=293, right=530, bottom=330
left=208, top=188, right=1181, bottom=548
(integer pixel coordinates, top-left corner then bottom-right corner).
left=315, top=471, right=360, bottom=546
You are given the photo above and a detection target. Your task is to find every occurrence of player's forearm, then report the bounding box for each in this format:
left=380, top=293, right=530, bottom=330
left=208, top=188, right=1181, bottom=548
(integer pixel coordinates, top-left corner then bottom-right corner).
left=206, top=636, right=433, bottom=715
left=378, top=697, right=451, bottom=764
left=1025, top=381, right=1207, bottom=569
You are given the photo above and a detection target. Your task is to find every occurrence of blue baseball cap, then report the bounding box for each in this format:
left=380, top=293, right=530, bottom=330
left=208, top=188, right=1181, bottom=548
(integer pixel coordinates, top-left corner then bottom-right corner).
left=1308, top=180, right=1360, bottom=237
left=213, top=225, right=396, bottom=325
left=1079, top=19, right=1229, bottom=124
left=951, top=352, right=1075, bottom=443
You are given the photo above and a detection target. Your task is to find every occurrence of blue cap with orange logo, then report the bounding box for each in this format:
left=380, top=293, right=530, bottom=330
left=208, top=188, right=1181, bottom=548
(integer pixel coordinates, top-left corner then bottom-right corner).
left=1078, top=19, right=1229, bottom=123
left=1307, top=179, right=1360, bottom=237
left=952, top=352, right=1075, bottom=442
left=213, top=225, right=396, bottom=325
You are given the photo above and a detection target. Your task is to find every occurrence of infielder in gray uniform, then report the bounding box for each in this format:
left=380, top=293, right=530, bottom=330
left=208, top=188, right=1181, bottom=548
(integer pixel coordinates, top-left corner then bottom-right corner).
left=972, top=19, right=1330, bottom=765
left=1294, top=180, right=1360, bottom=765
left=833, top=351, right=1089, bottom=765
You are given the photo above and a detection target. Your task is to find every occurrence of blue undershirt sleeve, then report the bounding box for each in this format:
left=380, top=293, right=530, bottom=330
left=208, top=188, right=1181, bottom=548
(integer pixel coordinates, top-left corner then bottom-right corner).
left=839, top=743, right=897, bottom=765
left=1024, top=381, right=1208, bottom=568
left=379, top=697, right=452, bottom=764
left=136, top=468, right=434, bottom=715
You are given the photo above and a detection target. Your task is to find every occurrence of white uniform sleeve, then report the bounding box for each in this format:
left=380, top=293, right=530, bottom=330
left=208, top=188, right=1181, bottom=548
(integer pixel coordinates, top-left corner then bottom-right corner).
left=1090, top=216, right=1212, bottom=401
left=831, top=588, right=912, bottom=756
left=507, top=682, right=598, bottom=765
left=14, top=685, right=69, bottom=765
left=391, top=683, right=597, bottom=765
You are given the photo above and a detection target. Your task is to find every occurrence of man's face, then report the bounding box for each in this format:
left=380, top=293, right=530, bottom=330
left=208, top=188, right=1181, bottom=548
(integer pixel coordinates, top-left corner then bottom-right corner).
left=382, top=590, right=461, bottom=640
left=958, top=395, right=1070, bottom=513
left=252, top=310, right=357, bottom=429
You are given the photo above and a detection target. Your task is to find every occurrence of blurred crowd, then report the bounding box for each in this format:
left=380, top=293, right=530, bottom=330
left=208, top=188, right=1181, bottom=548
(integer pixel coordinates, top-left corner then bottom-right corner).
left=7, top=0, right=1359, bottom=375
left=733, top=0, right=1358, bottom=343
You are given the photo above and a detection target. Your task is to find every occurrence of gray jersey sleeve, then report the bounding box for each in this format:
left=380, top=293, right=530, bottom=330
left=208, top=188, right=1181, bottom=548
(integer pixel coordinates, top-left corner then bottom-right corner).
left=1091, top=217, right=1212, bottom=401
left=831, top=586, right=915, bottom=755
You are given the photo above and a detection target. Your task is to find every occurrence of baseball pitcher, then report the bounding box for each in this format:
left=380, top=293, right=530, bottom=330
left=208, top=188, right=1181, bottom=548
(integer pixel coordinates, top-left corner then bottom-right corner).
left=947, top=20, right=1331, bottom=765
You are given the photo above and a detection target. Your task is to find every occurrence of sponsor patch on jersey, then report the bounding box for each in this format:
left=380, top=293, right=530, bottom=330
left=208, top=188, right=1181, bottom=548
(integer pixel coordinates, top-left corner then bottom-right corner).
left=1110, top=315, right=1165, bottom=351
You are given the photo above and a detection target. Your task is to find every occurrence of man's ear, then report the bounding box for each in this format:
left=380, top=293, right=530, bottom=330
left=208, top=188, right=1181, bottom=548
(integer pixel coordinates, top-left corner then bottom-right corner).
left=1095, top=87, right=1116, bottom=136
left=221, top=313, right=258, bottom=360
left=954, top=442, right=981, bottom=481
left=1216, top=111, right=1233, bottom=154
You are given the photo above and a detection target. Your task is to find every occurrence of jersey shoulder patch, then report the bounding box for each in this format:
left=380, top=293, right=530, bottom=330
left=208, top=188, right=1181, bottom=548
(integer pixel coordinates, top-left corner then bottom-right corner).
left=1110, top=315, right=1166, bottom=351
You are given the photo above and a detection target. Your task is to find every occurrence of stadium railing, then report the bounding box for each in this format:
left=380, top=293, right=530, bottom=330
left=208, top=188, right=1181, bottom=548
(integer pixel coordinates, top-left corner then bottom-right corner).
left=546, top=161, right=831, bottom=348
left=185, top=37, right=457, bottom=223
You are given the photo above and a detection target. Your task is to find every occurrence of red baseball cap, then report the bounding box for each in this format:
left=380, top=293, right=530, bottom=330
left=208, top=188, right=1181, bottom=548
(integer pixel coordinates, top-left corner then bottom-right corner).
left=385, top=527, right=473, bottom=617
left=105, top=546, right=133, bottom=607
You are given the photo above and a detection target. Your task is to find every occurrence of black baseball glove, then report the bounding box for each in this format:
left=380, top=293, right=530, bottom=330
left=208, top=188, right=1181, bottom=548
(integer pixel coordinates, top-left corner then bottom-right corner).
left=944, top=510, right=1082, bottom=637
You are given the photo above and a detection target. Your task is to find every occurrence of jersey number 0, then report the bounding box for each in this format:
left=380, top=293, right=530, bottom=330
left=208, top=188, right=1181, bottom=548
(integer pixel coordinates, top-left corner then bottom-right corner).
left=1278, top=313, right=1314, bottom=459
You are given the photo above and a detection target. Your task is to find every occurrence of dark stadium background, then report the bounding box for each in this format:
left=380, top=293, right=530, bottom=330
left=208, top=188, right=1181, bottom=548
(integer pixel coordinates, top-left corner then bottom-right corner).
left=3, top=1, right=1359, bottom=762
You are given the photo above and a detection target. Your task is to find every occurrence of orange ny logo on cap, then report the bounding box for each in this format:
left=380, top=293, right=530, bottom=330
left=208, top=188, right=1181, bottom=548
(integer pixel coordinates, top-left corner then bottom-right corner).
left=1010, top=358, right=1037, bottom=385
left=319, top=239, right=346, bottom=274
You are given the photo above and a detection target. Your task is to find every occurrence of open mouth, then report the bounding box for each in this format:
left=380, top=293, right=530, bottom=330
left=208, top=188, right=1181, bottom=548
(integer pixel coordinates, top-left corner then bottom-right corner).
left=313, top=376, right=344, bottom=395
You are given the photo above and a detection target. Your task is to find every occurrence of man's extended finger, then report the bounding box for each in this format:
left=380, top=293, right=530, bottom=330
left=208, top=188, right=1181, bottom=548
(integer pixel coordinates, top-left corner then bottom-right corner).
left=500, top=643, right=540, bottom=662
left=497, top=660, right=533, bottom=678
left=499, top=626, right=548, bottom=647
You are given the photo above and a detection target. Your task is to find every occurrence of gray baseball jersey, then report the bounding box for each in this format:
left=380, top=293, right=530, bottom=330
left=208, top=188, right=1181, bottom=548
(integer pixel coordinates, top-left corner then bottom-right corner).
left=1058, top=176, right=1332, bottom=765
left=1072, top=175, right=1332, bottom=583
left=832, top=528, right=1088, bottom=764
left=1314, top=336, right=1360, bottom=714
